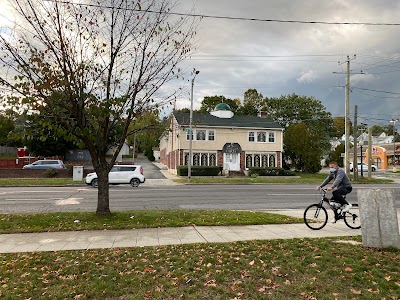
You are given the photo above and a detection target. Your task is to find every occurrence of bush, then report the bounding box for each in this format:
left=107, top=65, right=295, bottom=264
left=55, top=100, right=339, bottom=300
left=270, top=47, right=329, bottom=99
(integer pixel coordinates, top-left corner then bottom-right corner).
left=249, top=167, right=296, bottom=176
left=45, top=168, right=58, bottom=178
left=177, top=166, right=220, bottom=176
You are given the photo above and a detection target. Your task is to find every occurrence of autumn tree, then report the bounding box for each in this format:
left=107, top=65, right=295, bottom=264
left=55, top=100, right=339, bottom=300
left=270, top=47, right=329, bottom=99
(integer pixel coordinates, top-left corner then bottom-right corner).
left=0, top=0, right=199, bottom=214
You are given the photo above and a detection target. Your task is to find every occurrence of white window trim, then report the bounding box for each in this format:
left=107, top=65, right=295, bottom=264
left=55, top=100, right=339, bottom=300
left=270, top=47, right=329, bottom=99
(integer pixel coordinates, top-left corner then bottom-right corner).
left=186, top=129, right=216, bottom=142
left=248, top=130, right=276, bottom=143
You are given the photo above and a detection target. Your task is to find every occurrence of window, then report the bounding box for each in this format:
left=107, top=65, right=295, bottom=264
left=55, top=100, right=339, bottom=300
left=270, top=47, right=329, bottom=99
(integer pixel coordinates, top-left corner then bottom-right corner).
left=193, top=153, right=200, bottom=166
left=184, top=152, right=217, bottom=166
left=186, top=130, right=193, bottom=141
left=248, top=131, right=255, bottom=142
left=246, top=154, right=252, bottom=168
left=209, top=154, right=216, bottom=166
left=246, top=153, right=277, bottom=168
left=208, top=130, right=215, bottom=141
left=262, top=155, right=268, bottom=167
left=257, top=132, right=266, bottom=142
left=269, top=132, right=275, bottom=143
left=269, top=155, right=276, bottom=167
left=197, top=130, right=206, bottom=141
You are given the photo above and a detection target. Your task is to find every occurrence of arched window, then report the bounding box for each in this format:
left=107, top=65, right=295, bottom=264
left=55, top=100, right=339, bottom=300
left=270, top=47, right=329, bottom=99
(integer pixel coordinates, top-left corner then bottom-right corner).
left=269, top=155, right=276, bottom=167
left=201, top=154, right=208, bottom=166
left=209, top=154, right=216, bottom=166
left=262, top=155, right=268, bottom=167
left=254, top=154, right=260, bottom=167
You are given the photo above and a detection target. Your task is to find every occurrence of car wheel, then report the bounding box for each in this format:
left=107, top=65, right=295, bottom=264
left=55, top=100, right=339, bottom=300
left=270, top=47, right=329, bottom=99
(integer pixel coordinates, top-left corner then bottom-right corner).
left=372, top=167, right=376, bottom=172
left=91, top=178, right=98, bottom=188
left=130, top=178, right=140, bottom=187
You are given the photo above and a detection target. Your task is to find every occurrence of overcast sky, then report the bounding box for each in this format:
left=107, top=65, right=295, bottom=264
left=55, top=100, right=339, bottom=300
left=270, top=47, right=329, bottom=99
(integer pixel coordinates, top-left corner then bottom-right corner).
left=1, top=0, right=399, bottom=128
left=169, top=0, right=400, bottom=128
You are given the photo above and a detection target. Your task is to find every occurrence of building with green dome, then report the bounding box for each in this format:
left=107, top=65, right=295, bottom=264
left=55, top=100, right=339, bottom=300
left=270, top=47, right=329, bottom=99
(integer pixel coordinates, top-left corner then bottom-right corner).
left=159, top=103, right=283, bottom=174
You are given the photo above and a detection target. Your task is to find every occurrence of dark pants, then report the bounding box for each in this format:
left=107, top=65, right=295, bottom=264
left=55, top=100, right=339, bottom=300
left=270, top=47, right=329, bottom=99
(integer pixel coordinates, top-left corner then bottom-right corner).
left=332, top=186, right=352, bottom=205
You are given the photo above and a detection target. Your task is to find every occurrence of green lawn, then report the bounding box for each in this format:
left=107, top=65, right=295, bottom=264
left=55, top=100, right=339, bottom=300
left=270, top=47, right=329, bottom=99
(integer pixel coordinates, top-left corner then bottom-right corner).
left=0, top=210, right=303, bottom=234
left=1, top=237, right=398, bottom=299
left=0, top=178, right=84, bottom=186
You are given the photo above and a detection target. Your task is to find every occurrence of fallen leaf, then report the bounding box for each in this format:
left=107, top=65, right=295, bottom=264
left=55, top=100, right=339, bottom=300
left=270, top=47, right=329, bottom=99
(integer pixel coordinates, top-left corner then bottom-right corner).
left=249, top=260, right=255, bottom=266
left=367, top=288, right=379, bottom=294
left=350, top=288, right=362, bottom=295
left=344, top=267, right=353, bottom=272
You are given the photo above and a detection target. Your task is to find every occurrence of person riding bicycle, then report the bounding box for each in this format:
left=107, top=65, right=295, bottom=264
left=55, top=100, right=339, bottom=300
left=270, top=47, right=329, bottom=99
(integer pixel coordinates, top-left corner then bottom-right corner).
left=318, top=161, right=352, bottom=223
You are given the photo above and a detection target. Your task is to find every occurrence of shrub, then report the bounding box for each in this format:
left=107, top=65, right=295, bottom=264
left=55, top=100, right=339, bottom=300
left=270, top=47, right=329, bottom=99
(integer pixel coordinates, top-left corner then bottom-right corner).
left=177, top=166, right=220, bottom=176
left=249, top=167, right=296, bottom=176
left=45, top=168, right=58, bottom=178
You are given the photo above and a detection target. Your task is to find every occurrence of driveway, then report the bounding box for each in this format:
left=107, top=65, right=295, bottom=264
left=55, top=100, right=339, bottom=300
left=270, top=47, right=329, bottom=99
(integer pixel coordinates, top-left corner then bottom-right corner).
left=130, top=154, right=167, bottom=179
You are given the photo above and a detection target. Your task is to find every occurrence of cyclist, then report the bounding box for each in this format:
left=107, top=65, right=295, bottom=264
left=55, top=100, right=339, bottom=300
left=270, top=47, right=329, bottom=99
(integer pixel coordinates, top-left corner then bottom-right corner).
left=318, top=161, right=352, bottom=223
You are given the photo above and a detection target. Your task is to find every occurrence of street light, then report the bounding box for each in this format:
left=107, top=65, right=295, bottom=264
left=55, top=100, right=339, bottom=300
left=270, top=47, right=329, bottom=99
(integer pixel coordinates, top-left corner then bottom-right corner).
left=188, top=70, right=199, bottom=179
left=359, top=123, right=368, bottom=177
left=390, top=118, right=399, bottom=172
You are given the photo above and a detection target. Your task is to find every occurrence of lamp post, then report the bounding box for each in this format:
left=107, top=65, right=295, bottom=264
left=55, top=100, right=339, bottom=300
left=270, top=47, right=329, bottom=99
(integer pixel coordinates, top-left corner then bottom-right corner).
left=359, top=123, right=368, bottom=178
left=390, top=118, right=399, bottom=172
left=188, top=70, right=199, bottom=180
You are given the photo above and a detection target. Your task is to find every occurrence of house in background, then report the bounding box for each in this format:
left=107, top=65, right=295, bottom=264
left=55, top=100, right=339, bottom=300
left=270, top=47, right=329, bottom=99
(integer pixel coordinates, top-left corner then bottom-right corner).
left=159, top=103, right=283, bottom=174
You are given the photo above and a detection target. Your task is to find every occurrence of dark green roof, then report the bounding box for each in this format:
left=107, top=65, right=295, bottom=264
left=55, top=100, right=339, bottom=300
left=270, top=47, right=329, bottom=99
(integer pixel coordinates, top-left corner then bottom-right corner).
left=174, top=112, right=282, bottom=129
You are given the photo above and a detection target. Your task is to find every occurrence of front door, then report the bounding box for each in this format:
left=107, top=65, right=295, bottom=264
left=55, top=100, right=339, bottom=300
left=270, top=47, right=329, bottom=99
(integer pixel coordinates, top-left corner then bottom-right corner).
left=223, top=153, right=240, bottom=171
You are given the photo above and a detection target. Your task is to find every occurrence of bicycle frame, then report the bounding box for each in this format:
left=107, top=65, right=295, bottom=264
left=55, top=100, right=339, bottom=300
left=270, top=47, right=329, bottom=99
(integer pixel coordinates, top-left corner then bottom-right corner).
left=317, top=188, right=344, bottom=222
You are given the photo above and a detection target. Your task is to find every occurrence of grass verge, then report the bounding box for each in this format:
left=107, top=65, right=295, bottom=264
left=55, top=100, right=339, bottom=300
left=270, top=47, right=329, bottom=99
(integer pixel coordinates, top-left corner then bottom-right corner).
left=1, top=236, right=398, bottom=299
left=173, top=172, right=393, bottom=184
left=0, top=178, right=84, bottom=186
left=0, top=210, right=303, bottom=234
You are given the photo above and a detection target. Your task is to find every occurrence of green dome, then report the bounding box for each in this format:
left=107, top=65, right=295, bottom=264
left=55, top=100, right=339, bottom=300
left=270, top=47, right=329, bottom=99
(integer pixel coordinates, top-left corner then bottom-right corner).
left=214, top=103, right=231, bottom=111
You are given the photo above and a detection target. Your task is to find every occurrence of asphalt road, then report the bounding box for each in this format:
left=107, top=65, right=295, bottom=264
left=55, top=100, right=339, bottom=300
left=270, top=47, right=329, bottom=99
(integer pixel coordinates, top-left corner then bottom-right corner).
left=1, top=184, right=399, bottom=214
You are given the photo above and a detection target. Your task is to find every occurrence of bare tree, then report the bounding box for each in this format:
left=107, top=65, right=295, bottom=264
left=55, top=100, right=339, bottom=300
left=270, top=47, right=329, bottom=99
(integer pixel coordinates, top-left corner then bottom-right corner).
left=0, top=0, right=199, bottom=214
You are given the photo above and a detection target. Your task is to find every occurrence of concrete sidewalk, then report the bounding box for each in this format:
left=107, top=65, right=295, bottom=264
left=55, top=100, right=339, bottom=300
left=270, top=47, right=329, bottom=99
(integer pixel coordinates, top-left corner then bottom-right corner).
left=0, top=210, right=362, bottom=254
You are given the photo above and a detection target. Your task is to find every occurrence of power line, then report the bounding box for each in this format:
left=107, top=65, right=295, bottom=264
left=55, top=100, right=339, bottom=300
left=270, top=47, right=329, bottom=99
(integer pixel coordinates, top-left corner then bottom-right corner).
left=43, top=0, right=400, bottom=26
left=352, top=87, right=400, bottom=95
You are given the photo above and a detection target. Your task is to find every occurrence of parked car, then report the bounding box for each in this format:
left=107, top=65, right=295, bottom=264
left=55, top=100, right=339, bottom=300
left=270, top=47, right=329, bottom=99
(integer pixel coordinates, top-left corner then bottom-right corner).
left=85, top=165, right=145, bottom=187
left=23, top=159, right=66, bottom=170
left=349, top=162, right=377, bottom=172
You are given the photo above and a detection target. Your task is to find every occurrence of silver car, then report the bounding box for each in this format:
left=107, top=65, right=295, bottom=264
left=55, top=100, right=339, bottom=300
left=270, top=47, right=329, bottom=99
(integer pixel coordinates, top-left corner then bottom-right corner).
left=85, top=165, right=145, bottom=187
left=23, top=160, right=66, bottom=170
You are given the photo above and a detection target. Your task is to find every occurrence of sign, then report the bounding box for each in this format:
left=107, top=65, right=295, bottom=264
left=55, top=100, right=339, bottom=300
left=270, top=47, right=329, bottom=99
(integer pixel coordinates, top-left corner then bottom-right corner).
left=340, top=153, right=345, bottom=157
left=184, top=128, right=191, bottom=134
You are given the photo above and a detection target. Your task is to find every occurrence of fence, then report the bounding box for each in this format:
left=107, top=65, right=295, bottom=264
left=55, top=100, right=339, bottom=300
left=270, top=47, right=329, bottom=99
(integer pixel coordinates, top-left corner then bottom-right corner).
left=0, top=146, right=16, bottom=156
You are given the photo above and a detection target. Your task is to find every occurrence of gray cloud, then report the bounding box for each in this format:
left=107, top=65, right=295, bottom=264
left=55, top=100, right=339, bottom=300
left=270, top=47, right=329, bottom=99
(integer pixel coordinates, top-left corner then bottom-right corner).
left=172, top=0, right=400, bottom=127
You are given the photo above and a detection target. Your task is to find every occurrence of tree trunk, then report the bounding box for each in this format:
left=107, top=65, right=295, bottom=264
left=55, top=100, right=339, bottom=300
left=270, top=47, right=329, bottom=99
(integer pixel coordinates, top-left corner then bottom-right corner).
left=96, top=167, right=111, bottom=215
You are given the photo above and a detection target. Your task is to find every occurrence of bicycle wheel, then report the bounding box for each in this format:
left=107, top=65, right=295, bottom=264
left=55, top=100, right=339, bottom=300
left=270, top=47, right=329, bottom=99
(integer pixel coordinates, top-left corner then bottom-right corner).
left=304, top=204, right=328, bottom=230
left=343, top=204, right=361, bottom=229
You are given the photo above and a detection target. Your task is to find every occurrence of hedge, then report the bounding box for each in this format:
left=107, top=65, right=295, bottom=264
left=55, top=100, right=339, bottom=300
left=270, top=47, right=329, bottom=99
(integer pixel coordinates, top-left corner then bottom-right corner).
left=249, top=167, right=296, bottom=176
left=177, top=166, right=221, bottom=176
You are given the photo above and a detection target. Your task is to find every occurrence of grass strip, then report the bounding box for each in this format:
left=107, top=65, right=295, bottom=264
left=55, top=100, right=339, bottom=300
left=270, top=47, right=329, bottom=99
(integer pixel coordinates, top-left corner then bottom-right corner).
left=0, top=210, right=303, bottom=234
left=0, top=237, right=398, bottom=299
left=0, top=178, right=83, bottom=186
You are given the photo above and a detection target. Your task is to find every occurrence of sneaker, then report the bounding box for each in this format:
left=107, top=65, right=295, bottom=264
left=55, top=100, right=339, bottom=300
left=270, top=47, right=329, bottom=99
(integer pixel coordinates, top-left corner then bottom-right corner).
left=330, top=218, right=337, bottom=224
left=342, top=204, right=352, bottom=213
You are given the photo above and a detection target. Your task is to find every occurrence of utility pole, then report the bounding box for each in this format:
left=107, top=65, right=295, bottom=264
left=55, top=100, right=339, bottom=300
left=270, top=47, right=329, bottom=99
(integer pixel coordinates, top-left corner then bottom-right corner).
left=188, top=70, right=200, bottom=180
left=368, top=127, right=372, bottom=179
left=390, top=118, right=399, bottom=172
left=335, top=55, right=357, bottom=175
left=353, top=105, right=358, bottom=180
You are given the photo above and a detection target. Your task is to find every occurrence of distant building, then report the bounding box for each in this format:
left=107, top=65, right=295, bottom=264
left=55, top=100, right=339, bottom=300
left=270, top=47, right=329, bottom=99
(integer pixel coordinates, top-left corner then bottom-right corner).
left=159, top=103, right=283, bottom=174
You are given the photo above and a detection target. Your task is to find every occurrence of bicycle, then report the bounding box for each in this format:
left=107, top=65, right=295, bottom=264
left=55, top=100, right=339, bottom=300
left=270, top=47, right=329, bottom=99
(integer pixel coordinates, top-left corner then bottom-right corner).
left=303, top=188, right=361, bottom=230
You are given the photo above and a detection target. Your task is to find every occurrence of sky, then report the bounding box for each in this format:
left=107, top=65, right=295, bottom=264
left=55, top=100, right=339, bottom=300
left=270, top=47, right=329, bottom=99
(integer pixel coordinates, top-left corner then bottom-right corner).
left=169, top=0, right=400, bottom=128
left=1, top=0, right=399, bottom=129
